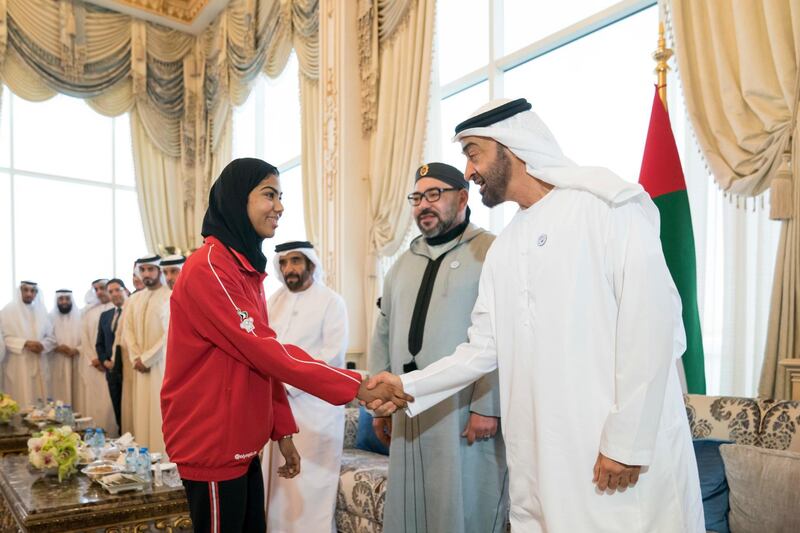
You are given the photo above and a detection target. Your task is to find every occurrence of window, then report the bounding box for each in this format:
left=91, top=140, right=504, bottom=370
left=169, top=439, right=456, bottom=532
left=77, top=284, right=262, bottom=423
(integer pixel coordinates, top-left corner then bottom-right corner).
left=435, top=0, right=658, bottom=234
left=0, top=90, right=146, bottom=307
left=232, top=53, right=305, bottom=297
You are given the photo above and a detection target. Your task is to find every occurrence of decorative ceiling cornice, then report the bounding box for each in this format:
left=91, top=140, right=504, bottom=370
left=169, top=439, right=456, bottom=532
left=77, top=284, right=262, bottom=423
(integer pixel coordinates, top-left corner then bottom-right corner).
left=114, top=0, right=208, bottom=24
left=85, top=0, right=229, bottom=34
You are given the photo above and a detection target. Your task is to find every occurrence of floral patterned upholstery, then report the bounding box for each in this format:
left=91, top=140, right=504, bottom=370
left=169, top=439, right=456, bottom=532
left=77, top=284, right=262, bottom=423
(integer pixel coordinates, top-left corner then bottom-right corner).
left=336, top=408, right=387, bottom=533
left=684, top=394, right=800, bottom=452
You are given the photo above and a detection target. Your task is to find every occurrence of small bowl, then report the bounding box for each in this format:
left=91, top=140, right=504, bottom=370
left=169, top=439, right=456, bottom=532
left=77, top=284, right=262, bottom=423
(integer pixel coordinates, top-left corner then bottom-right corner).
left=81, top=461, right=125, bottom=481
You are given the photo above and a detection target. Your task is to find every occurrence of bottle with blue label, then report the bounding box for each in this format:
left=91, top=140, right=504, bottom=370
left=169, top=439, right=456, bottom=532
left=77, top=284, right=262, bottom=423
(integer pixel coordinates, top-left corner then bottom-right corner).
left=55, top=405, right=64, bottom=423
left=83, top=428, right=95, bottom=444
left=125, top=447, right=138, bottom=473
left=137, top=447, right=152, bottom=482
left=93, top=428, right=106, bottom=451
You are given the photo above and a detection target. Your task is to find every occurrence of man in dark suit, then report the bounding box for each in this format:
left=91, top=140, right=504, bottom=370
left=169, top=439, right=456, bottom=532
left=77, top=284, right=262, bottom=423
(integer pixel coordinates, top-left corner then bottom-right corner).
left=96, top=278, right=129, bottom=436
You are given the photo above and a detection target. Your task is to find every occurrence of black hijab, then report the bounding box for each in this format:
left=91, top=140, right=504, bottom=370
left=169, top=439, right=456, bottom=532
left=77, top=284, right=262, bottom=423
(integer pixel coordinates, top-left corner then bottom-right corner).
left=201, top=158, right=279, bottom=273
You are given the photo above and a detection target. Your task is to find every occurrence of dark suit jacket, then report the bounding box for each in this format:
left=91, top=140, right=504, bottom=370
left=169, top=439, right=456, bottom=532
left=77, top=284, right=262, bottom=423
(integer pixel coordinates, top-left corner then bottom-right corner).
left=96, top=307, right=123, bottom=375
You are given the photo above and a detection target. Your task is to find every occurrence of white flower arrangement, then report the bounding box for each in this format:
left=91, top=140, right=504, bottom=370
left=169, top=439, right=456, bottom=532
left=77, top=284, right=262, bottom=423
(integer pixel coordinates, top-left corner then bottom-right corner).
left=27, top=426, right=81, bottom=481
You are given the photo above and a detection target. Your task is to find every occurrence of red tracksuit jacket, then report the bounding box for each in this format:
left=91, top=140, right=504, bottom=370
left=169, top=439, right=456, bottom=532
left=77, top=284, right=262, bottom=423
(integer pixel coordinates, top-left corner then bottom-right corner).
left=161, top=236, right=362, bottom=481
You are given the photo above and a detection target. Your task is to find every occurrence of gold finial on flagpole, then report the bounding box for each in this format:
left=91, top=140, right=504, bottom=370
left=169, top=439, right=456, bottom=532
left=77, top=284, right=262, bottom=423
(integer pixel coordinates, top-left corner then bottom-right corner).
left=653, top=21, right=673, bottom=110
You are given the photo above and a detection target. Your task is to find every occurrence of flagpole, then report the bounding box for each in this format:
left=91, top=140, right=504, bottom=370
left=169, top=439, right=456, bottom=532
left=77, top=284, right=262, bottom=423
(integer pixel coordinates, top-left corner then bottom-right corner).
left=652, top=21, right=672, bottom=110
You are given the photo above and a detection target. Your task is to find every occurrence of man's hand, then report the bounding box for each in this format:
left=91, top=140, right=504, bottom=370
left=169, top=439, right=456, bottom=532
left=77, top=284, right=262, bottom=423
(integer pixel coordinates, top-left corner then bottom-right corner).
left=24, top=341, right=44, bottom=354
left=277, top=437, right=301, bottom=479
left=372, top=416, right=392, bottom=447
left=103, top=360, right=114, bottom=370
left=359, top=372, right=413, bottom=416
left=54, top=344, right=70, bottom=355
left=134, top=358, right=150, bottom=373
left=91, top=358, right=102, bottom=369
left=593, top=453, right=641, bottom=492
left=69, top=348, right=80, bottom=358
left=461, top=412, right=499, bottom=445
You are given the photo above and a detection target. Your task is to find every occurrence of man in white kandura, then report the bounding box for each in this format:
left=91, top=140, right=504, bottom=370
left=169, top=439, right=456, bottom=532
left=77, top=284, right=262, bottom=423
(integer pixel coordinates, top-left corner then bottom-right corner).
left=0, top=281, right=55, bottom=406
left=79, top=279, right=117, bottom=435
left=121, top=255, right=170, bottom=452
left=47, top=289, right=82, bottom=404
left=160, top=255, right=186, bottom=291
left=368, top=98, right=704, bottom=532
left=262, top=241, right=348, bottom=533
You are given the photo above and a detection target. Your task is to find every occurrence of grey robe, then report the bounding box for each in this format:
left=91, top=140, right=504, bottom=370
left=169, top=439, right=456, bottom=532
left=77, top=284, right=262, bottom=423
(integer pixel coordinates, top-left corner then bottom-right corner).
left=369, top=223, right=508, bottom=533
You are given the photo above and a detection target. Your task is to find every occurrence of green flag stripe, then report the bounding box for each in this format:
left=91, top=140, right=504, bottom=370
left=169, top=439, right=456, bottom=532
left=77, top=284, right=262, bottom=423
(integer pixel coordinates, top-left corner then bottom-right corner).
left=652, top=190, right=706, bottom=394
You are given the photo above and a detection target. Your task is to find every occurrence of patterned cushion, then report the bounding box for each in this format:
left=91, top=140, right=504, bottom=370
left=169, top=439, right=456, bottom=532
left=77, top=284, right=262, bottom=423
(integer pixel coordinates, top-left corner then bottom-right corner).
left=684, top=395, right=800, bottom=452
left=344, top=407, right=359, bottom=449
left=337, top=448, right=388, bottom=529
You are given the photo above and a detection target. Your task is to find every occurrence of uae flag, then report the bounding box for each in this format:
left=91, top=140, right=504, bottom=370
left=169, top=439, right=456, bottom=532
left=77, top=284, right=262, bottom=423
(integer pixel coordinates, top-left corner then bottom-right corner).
left=638, top=87, right=706, bottom=394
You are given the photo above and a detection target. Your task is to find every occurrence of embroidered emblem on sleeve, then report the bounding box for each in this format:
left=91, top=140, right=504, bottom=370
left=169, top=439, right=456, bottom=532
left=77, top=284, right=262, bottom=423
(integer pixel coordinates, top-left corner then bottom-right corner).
left=237, top=309, right=255, bottom=333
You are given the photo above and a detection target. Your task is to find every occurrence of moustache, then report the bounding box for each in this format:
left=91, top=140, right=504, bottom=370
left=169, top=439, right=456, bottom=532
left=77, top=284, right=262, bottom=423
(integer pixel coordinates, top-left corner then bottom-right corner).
left=417, top=209, right=439, bottom=219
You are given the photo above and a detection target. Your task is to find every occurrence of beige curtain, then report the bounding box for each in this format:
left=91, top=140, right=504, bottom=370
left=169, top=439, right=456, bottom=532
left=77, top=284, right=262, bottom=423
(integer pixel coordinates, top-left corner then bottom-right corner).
left=130, top=107, right=233, bottom=253
left=363, top=0, right=435, bottom=340
left=669, top=0, right=800, bottom=398
left=358, top=0, right=416, bottom=136
left=0, top=0, right=319, bottom=251
left=300, top=75, right=322, bottom=246
left=131, top=109, right=191, bottom=251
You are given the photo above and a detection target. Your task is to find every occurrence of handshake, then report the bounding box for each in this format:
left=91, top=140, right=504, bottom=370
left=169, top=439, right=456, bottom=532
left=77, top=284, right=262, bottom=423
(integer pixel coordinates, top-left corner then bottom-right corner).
left=356, top=372, right=413, bottom=416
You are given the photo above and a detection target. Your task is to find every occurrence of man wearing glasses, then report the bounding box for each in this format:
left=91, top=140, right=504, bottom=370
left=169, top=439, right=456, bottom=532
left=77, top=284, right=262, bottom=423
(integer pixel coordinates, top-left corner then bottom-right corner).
left=368, top=162, right=508, bottom=533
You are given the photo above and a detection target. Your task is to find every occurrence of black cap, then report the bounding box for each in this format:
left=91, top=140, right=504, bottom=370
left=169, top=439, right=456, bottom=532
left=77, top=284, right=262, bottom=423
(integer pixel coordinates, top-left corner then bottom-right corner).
left=414, top=162, right=468, bottom=190
left=454, top=98, right=532, bottom=135
left=275, top=241, right=314, bottom=253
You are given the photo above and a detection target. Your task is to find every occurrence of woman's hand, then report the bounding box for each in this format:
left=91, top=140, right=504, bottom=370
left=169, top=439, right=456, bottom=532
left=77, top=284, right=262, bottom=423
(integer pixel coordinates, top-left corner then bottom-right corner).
left=277, top=437, right=301, bottom=479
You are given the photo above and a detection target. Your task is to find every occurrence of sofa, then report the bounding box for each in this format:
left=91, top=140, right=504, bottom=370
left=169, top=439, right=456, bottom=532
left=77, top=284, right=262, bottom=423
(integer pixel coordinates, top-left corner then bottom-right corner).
left=336, top=408, right=387, bottom=533
left=334, top=395, right=800, bottom=533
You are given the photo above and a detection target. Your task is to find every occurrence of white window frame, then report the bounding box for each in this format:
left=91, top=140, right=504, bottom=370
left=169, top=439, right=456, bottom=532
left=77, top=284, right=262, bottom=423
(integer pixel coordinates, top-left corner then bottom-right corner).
left=439, top=0, right=656, bottom=232
left=1, top=90, right=138, bottom=298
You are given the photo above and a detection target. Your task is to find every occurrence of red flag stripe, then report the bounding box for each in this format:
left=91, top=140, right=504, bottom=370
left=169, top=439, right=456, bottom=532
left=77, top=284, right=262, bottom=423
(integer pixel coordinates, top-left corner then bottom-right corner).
left=638, top=86, right=687, bottom=198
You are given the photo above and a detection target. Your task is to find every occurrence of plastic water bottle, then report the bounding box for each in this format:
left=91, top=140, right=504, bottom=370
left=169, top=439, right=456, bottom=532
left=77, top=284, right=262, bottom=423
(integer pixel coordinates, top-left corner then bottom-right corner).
left=125, top=447, right=138, bottom=473
left=153, top=456, right=163, bottom=487
left=63, top=405, right=75, bottom=427
left=55, top=405, right=64, bottom=423
left=137, top=447, right=152, bottom=482
left=83, top=428, right=95, bottom=443
left=93, top=428, right=106, bottom=453
left=35, top=398, right=43, bottom=410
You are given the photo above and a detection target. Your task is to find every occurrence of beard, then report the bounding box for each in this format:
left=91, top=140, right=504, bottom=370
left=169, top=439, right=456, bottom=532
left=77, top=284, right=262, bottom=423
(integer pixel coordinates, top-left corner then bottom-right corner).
left=476, top=145, right=512, bottom=207
left=415, top=205, right=459, bottom=238
left=285, top=270, right=312, bottom=292
left=57, top=303, right=73, bottom=314
left=143, top=276, right=160, bottom=288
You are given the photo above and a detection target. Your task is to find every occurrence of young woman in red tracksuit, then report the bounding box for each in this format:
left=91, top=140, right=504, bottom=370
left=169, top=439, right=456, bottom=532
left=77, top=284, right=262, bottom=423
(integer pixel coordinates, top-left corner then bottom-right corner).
left=161, top=158, right=410, bottom=533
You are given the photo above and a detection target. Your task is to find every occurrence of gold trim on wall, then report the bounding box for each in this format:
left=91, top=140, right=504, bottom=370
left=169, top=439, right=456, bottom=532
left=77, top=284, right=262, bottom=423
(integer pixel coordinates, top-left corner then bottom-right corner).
left=112, top=1, right=209, bottom=24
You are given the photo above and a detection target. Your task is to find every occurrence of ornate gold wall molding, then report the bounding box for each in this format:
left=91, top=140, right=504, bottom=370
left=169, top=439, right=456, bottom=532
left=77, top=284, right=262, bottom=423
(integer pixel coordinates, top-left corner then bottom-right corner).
left=111, top=1, right=208, bottom=24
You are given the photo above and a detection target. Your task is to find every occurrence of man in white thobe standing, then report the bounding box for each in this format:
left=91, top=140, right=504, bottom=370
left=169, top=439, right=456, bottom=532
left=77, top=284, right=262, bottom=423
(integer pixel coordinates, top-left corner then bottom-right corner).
left=121, top=255, right=170, bottom=453
left=369, top=98, right=704, bottom=532
left=79, top=279, right=117, bottom=434
left=160, top=255, right=186, bottom=291
left=47, top=289, right=81, bottom=404
left=262, top=241, right=348, bottom=533
left=0, top=281, right=55, bottom=406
